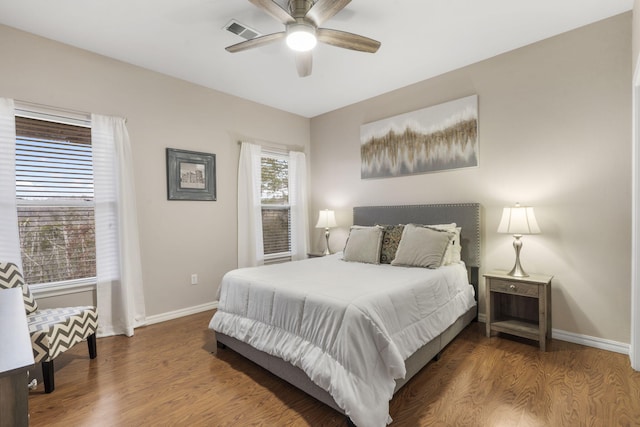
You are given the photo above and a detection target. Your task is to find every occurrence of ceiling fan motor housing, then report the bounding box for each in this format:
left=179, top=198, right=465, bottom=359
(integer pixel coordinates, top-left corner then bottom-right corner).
left=289, top=0, right=314, bottom=19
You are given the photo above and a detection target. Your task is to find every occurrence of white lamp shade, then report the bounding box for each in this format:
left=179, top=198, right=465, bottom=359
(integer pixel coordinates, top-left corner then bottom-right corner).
left=497, top=204, right=540, bottom=235
left=315, top=209, right=337, bottom=229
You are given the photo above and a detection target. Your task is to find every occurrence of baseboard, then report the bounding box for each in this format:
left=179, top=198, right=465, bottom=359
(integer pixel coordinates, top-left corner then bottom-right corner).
left=477, top=313, right=629, bottom=355
left=551, top=329, right=629, bottom=355
left=145, top=301, right=218, bottom=326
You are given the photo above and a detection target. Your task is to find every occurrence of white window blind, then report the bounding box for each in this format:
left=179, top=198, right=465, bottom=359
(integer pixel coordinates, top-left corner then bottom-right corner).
left=15, top=115, right=96, bottom=285
left=261, top=154, right=291, bottom=259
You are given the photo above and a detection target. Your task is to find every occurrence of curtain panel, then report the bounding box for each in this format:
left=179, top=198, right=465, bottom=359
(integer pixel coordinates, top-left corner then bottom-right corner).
left=289, top=150, right=309, bottom=261
left=237, top=142, right=264, bottom=268
left=92, top=114, right=146, bottom=337
left=0, top=98, right=22, bottom=269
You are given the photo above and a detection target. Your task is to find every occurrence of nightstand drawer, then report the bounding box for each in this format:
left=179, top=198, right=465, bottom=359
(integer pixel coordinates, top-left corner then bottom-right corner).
left=489, top=279, right=538, bottom=297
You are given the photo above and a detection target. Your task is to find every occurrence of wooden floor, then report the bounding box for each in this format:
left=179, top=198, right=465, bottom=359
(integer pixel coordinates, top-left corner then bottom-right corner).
left=28, top=310, right=640, bottom=426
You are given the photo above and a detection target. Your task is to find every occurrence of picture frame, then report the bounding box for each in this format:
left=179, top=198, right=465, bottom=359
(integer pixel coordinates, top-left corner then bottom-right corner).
left=166, top=148, right=216, bottom=201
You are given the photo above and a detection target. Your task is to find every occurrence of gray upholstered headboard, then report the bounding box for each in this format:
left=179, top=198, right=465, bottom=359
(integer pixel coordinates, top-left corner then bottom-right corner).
left=353, top=203, right=481, bottom=268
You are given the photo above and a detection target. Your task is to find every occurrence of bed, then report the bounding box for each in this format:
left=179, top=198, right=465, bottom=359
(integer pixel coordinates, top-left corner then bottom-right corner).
left=210, top=203, right=481, bottom=426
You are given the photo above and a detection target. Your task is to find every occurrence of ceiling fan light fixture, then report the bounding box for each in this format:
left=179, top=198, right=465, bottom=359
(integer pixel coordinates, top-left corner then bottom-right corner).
left=286, top=23, right=317, bottom=52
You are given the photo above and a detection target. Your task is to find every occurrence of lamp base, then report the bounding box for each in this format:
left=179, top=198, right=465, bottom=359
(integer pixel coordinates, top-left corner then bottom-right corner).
left=507, top=263, right=529, bottom=278
left=508, top=235, right=529, bottom=277
left=323, top=228, right=331, bottom=255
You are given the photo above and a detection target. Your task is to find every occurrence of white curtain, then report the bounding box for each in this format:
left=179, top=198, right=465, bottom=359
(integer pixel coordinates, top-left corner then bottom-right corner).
left=289, top=151, right=309, bottom=260
left=0, top=98, right=22, bottom=268
left=92, top=114, right=145, bottom=337
left=237, top=142, right=264, bottom=268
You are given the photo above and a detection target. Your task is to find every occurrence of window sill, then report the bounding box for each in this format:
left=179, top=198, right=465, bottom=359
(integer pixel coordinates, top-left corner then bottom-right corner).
left=30, top=277, right=97, bottom=299
left=264, top=249, right=292, bottom=264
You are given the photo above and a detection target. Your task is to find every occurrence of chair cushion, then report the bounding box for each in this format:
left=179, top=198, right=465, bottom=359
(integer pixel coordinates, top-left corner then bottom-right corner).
left=0, top=262, right=38, bottom=314
left=28, top=306, right=98, bottom=363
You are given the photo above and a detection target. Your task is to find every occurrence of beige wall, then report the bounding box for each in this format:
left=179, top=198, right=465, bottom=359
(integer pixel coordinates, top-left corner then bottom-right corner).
left=0, top=24, right=310, bottom=317
left=310, top=13, right=632, bottom=343
left=634, top=1, right=640, bottom=69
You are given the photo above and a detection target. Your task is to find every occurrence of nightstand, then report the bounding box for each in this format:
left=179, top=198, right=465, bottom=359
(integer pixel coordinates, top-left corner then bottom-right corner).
left=0, top=288, right=34, bottom=427
left=484, top=271, right=553, bottom=351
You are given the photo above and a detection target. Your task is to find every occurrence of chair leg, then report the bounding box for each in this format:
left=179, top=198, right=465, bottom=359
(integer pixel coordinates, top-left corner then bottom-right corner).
left=40, top=334, right=95, bottom=394
left=87, top=333, right=97, bottom=359
left=42, top=360, right=55, bottom=393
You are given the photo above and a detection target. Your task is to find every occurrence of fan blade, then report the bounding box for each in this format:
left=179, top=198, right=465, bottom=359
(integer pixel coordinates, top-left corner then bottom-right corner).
left=226, top=32, right=286, bottom=53
left=249, top=0, right=295, bottom=24
left=295, top=51, right=312, bottom=77
left=305, top=0, right=351, bottom=26
left=316, top=28, right=380, bottom=53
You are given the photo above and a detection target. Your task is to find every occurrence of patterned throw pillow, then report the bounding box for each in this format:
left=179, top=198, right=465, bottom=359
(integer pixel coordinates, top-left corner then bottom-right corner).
left=379, top=224, right=405, bottom=264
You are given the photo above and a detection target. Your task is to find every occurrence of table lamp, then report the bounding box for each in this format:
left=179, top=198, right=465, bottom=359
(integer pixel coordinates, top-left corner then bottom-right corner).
left=315, top=209, right=337, bottom=255
left=497, top=203, right=540, bottom=277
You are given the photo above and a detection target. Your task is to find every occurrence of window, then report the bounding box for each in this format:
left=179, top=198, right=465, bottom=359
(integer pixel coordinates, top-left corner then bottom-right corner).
left=15, top=114, right=96, bottom=286
left=237, top=142, right=308, bottom=267
left=261, top=154, right=290, bottom=261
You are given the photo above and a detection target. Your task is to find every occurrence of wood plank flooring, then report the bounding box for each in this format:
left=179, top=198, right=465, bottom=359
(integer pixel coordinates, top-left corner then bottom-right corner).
left=27, top=310, right=640, bottom=426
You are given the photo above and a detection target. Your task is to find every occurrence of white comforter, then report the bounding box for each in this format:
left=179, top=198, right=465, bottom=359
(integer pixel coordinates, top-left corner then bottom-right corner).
left=209, top=254, right=476, bottom=427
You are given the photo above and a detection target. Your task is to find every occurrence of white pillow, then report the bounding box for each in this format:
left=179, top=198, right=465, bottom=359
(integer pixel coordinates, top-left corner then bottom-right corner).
left=391, top=224, right=454, bottom=268
left=425, top=223, right=462, bottom=265
left=343, top=225, right=384, bottom=264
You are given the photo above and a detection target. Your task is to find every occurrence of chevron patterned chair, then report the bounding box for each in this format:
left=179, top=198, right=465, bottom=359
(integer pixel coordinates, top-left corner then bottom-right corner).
left=0, top=262, right=98, bottom=393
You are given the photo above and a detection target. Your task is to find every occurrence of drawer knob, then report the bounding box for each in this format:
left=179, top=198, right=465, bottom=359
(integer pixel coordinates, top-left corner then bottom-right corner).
left=509, top=284, right=516, bottom=290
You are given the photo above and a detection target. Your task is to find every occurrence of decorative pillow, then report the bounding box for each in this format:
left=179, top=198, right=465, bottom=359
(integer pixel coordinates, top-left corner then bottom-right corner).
left=378, top=224, right=405, bottom=264
left=450, top=227, right=462, bottom=263
left=391, top=224, right=454, bottom=268
left=424, top=223, right=462, bottom=265
left=343, top=225, right=384, bottom=264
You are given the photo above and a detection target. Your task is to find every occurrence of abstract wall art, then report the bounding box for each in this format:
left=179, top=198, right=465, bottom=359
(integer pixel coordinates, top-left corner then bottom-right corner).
left=360, top=95, right=478, bottom=179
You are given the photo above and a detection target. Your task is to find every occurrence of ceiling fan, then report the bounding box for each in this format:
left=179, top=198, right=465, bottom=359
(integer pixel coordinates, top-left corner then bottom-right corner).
left=226, top=0, right=381, bottom=77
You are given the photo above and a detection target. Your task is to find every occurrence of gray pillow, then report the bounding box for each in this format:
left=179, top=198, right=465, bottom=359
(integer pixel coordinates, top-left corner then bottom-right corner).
left=391, top=224, right=453, bottom=268
left=343, top=225, right=384, bottom=264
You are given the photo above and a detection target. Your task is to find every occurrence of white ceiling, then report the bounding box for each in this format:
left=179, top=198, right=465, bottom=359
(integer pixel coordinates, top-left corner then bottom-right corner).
left=0, top=0, right=632, bottom=118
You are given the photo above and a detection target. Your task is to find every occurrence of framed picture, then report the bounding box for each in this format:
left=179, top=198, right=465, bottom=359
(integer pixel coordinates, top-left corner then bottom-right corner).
left=166, top=148, right=216, bottom=201
left=360, top=95, right=478, bottom=179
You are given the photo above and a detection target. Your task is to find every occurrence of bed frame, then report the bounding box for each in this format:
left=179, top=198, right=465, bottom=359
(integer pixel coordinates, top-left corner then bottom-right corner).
left=216, top=203, right=481, bottom=419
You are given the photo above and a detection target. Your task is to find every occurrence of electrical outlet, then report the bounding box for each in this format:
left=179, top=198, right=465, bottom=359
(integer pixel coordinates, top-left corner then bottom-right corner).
left=191, top=274, right=198, bottom=285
